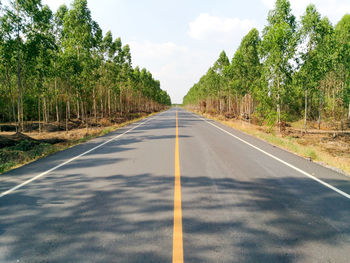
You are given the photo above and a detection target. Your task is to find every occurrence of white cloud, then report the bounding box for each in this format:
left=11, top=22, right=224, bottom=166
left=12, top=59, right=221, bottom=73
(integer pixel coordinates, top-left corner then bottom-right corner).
left=128, top=41, right=188, bottom=61
left=128, top=40, right=197, bottom=103
left=188, top=13, right=257, bottom=43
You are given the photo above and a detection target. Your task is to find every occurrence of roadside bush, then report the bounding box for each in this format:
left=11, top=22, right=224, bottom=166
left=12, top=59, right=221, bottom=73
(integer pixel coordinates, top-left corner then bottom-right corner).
left=13, top=140, right=39, bottom=151
left=0, top=142, right=53, bottom=174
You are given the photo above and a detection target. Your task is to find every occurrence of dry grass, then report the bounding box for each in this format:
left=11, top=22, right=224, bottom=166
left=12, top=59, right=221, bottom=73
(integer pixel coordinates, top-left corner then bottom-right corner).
left=193, top=110, right=350, bottom=176
left=0, top=111, right=160, bottom=174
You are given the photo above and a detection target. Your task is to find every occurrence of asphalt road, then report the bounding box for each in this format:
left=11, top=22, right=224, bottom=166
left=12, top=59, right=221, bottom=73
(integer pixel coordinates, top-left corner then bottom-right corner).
left=0, top=108, right=350, bottom=262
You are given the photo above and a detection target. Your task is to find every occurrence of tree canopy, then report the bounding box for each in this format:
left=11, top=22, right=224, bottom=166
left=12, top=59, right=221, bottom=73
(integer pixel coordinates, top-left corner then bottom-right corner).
left=0, top=0, right=171, bottom=132
left=183, top=0, right=350, bottom=130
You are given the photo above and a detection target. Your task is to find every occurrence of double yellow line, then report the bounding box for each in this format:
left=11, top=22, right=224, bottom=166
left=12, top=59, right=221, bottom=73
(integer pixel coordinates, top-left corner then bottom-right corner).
left=173, top=109, right=184, bottom=263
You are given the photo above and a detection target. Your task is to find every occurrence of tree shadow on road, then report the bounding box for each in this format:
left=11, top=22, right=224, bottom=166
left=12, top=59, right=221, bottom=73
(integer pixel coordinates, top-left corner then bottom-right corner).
left=181, top=174, right=350, bottom=263
left=0, top=172, right=349, bottom=262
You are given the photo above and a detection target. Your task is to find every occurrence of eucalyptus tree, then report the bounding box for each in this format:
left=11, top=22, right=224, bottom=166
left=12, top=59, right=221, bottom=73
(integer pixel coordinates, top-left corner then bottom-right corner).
left=260, top=0, right=298, bottom=130
left=112, top=38, right=132, bottom=114
left=0, top=8, right=18, bottom=129
left=0, top=0, right=170, bottom=131
left=52, top=4, right=67, bottom=124
left=206, top=67, right=220, bottom=112
left=297, top=6, right=335, bottom=130
left=298, top=4, right=322, bottom=131
left=61, top=0, right=101, bottom=128
left=183, top=0, right=349, bottom=130
left=29, top=5, right=56, bottom=131
left=230, top=28, right=261, bottom=120
left=312, top=17, right=334, bottom=129
left=1, top=0, right=41, bottom=130
left=99, top=30, right=114, bottom=117
left=131, top=66, right=142, bottom=111
left=334, top=14, right=350, bottom=120
left=213, top=50, right=229, bottom=113
left=120, top=44, right=133, bottom=113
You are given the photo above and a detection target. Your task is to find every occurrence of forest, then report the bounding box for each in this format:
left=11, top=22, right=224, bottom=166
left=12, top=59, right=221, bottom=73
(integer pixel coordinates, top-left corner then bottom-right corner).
left=183, top=0, right=350, bottom=132
left=0, top=0, right=171, bottom=133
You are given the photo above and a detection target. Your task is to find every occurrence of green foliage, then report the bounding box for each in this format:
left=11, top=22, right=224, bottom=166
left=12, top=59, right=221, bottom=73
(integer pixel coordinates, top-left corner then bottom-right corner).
left=13, top=139, right=40, bottom=151
left=260, top=0, right=298, bottom=124
left=0, top=141, right=53, bottom=173
left=335, top=15, right=350, bottom=107
left=0, top=0, right=171, bottom=127
left=230, top=28, right=261, bottom=97
left=265, top=110, right=277, bottom=130
left=183, top=0, right=350, bottom=128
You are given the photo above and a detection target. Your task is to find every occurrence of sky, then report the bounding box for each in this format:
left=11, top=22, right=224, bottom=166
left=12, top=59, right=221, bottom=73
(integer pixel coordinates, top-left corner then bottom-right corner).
left=42, top=0, right=350, bottom=104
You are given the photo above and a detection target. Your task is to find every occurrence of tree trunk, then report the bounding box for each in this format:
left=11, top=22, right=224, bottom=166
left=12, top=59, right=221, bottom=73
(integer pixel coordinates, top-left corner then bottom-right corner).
left=138, top=93, right=141, bottom=112
left=85, top=101, right=88, bottom=133
left=114, top=93, right=117, bottom=112
left=249, top=93, right=251, bottom=124
left=104, top=90, right=108, bottom=115
left=6, top=68, right=18, bottom=132
left=332, top=89, right=335, bottom=118
left=67, top=97, right=71, bottom=120
left=38, top=97, right=41, bottom=133
left=55, top=77, right=59, bottom=123
left=16, top=1, right=22, bottom=132
left=47, top=98, right=50, bottom=122
left=65, top=100, right=68, bottom=133
left=228, top=92, right=231, bottom=113
left=12, top=93, right=17, bottom=133
left=20, top=88, right=24, bottom=130
left=76, top=94, right=80, bottom=119
left=43, top=97, right=48, bottom=123
left=318, top=109, right=321, bottom=130
left=120, top=90, right=123, bottom=114
left=318, top=92, right=322, bottom=130
left=126, top=90, right=129, bottom=113
left=93, top=88, right=97, bottom=121
left=108, top=89, right=111, bottom=116
left=277, top=79, right=281, bottom=132
left=81, top=100, right=84, bottom=121
left=304, top=89, right=307, bottom=132
left=100, top=89, right=104, bottom=118
left=17, top=88, right=21, bottom=132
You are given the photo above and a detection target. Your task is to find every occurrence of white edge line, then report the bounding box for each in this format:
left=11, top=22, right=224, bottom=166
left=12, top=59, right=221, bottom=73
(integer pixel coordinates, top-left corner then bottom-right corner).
left=189, top=111, right=350, bottom=200
left=0, top=112, right=163, bottom=198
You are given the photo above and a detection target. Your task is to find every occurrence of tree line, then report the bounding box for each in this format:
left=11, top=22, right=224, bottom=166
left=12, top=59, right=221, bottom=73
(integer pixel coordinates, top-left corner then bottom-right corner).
left=183, top=0, right=350, bottom=131
left=0, top=0, right=171, bottom=132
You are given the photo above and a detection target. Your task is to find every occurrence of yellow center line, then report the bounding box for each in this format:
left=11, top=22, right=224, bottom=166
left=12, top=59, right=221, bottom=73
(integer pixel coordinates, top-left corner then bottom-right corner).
left=173, top=109, right=184, bottom=263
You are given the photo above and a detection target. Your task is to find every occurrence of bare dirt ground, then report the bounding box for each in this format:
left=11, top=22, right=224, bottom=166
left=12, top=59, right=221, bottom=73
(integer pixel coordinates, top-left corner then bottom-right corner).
left=0, top=112, right=153, bottom=173
left=0, top=112, right=150, bottom=145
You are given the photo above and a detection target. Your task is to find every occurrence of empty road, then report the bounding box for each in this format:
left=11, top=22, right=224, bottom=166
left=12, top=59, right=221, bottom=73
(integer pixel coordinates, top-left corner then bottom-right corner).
left=0, top=108, right=350, bottom=262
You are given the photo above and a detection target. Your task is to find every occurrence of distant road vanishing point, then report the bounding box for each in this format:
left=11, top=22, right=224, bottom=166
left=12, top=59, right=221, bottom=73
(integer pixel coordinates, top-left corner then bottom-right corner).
left=1, top=108, right=350, bottom=262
